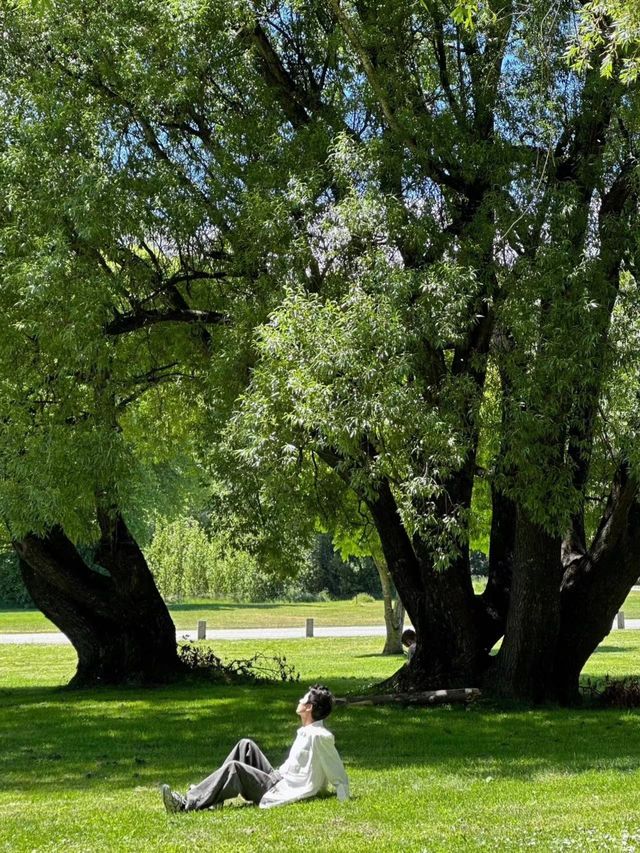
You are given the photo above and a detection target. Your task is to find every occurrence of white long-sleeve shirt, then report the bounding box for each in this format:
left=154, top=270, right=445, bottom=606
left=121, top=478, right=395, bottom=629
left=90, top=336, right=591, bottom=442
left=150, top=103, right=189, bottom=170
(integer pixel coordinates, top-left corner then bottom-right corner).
left=259, top=720, right=349, bottom=808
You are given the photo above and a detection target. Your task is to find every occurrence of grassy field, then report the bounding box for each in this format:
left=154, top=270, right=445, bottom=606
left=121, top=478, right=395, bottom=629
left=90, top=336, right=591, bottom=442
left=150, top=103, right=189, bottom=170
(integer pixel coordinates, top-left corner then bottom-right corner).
left=0, top=598, right=387, bottom=633
left=1, top=635, right=640, bottom=852
left=2, top=586, right=640, bottom=634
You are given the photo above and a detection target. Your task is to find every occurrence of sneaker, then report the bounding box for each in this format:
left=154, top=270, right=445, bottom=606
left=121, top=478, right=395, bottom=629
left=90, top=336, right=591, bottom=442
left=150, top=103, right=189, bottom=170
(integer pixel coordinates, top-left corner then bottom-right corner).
left=161, top=784, right=186, bottom=813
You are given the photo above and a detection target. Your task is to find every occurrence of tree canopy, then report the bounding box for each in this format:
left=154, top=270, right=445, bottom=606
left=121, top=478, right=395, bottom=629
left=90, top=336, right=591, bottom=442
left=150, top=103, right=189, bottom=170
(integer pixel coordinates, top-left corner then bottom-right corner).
left=2, top=0, right=640, bottom=700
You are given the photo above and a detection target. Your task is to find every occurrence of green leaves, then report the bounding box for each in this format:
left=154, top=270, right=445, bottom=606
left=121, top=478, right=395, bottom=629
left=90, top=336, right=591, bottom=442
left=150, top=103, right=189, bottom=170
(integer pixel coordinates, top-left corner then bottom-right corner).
left=568, top=1, right=640, bottom=84
left=450, top=0, right=477, bottom=29
left=1, top=0, right=638, bottom=586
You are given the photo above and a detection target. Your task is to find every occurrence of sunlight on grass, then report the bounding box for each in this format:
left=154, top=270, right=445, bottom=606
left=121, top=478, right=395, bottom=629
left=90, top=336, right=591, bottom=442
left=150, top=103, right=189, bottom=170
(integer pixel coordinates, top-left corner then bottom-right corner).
left=1, top=635, right=640, bottom=851
left=0, top=599, right=390, bottom=633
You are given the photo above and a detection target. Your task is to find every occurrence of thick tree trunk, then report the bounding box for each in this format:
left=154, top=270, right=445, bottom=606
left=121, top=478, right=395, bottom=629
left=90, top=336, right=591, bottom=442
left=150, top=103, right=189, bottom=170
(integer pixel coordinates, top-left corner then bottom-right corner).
left=369, top=479, right=484, bottom=690
left=486, top=508, right=563, bottom=702
left=552, top=471, right=640, bottom=704
left=14, top=516, right=182, bottom=687
left=407, top=550, right=483, bottom=690
left=373, top=554, right=405, bottom=655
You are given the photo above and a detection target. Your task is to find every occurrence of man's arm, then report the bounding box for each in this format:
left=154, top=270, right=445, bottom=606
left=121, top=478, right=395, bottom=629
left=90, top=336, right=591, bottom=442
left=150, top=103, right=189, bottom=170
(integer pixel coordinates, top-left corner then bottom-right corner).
left=316, top=735, right=350, bottom=801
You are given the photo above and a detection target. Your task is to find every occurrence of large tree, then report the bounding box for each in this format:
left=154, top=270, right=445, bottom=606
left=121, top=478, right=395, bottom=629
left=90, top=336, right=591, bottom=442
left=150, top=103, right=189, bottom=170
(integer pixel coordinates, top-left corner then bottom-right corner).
left=222, top=0, right=640, bottom=702
left=3, top=0, right=640, bottom=701
left=0, top=3, right=232, bottom=683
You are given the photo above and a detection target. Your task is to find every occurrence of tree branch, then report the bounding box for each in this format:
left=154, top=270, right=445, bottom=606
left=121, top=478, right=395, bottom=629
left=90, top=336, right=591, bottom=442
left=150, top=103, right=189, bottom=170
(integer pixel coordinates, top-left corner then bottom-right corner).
left=104, top=308, right=228, bottom=336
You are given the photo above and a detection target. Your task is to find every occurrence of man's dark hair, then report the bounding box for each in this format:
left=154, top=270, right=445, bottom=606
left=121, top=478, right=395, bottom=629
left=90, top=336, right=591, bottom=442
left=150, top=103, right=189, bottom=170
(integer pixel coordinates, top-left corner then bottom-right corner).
left=401, top=629, right=416, bottom=646
left=307, top=684, right=334, bottom=721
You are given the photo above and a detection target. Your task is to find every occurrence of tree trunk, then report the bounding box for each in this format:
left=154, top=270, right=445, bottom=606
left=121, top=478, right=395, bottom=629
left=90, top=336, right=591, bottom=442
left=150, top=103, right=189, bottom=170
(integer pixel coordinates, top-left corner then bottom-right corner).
left=552, top=470, right=640, bottom=704
left=373, top=554, right=405, bottom=655
left=486, top=508, right=563, bottom=702
left=369, top=479, right=484, bottom=690
left=14, top=516, right=182, bottom=687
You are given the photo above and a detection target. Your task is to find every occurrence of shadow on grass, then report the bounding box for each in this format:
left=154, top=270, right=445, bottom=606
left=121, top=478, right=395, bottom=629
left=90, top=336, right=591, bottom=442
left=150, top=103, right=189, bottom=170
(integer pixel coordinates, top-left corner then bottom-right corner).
left=166, top=600, right=374, bottom=614
left=169, top=602, right=288, bottom=614
left=2, top=675, right=640, bottom=796
left=354, top=653, right=404, bottom=659
left=590, top=645, right=630, bottom=654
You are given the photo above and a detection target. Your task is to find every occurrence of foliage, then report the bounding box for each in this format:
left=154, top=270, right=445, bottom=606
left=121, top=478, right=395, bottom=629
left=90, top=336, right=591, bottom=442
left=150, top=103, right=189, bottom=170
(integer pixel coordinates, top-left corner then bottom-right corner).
left=230, top=279, right=479, bottom=570
left=568, top=1, right=640, bottom=83
left=582, top=674, right=640, bottom=708
left=178, top=643, right=299, bottom=683
left=146, top=516, right=215, bottom=599
left=146, top=518, right=381, bottom=602
left=306, top=534, right=381, bottom=599
left=146, top=516, right=288, bottom=602
left=456, top=0, right=640, bottom=84
left=0, top=551, right=32, bottom=607
left=469, top=550, right=489, bottom=577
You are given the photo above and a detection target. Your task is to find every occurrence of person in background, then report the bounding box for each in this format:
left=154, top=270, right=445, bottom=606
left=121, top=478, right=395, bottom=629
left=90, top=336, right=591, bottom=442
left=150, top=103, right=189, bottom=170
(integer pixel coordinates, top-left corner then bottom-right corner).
left=402, top=628, right=417, bottom=662
left=161, top=683, right=349, bottom=813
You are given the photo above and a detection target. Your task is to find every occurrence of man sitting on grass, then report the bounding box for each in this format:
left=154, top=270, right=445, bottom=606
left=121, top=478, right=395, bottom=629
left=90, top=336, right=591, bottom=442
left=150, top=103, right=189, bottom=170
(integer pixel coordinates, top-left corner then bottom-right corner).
left=161, top=683, right=349, bottom=812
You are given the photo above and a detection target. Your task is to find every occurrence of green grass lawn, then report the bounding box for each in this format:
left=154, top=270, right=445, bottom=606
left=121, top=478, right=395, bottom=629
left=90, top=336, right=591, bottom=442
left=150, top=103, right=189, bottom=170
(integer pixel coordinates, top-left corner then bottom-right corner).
left=3, top=584, right=639, bottom=634
left=1, top=635, right=640, bottom=852
left=0, top=598, right=391, bottom=633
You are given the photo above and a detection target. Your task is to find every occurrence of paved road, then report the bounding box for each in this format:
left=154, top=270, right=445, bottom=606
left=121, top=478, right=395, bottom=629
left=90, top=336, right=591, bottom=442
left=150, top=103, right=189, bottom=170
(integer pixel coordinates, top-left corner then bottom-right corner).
left=0, top=625, right=390, bottom=645
left=0, top=620, right=638, bottom=645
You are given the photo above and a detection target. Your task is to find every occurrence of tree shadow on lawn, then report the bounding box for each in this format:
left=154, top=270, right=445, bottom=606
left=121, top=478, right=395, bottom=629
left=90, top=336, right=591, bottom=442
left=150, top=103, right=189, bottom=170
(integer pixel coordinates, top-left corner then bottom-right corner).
left=590, top=645, right=630, bottom=654
left=1, top=677, right=639, bottom=795
left=354, top=653, right=403, bottom=659
left=168, top=601, right=340, bottom=614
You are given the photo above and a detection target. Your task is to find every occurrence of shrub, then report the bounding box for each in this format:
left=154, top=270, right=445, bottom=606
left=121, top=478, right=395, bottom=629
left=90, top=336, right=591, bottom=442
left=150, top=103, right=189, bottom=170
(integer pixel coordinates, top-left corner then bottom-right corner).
left=178, top=643, right=299, bottom=683
left=352, top=592, right=376, bottom=604
left=282, top=587, right=333, bottom=603
left=599, top=676, right=640, bottom=708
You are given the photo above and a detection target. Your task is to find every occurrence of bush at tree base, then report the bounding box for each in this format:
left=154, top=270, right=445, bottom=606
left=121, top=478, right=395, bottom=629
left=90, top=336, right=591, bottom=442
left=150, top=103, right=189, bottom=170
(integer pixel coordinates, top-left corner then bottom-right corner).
left=178, top=643, right=299, bottom=683
left=581, top=676, right=640, bottom=708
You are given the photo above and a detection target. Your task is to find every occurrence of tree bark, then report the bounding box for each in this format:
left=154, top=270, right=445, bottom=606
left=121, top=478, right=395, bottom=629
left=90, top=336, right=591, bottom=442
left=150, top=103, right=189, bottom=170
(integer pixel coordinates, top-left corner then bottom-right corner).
left=486, top=508, right=563, bottom=702
left=369, top=479, right=484, bottom=690
left=14, top=516, right=182, bottom=687
left=552, top=470, right=640, bottom=704
left=373, top=553, right=405, bottom=655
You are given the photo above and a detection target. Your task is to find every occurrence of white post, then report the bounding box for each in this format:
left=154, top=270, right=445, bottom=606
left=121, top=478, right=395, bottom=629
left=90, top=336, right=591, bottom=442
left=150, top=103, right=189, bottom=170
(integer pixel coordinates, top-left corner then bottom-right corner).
left=305, top=617, right=314, bottom=638
left=617, top=611, right=625, bottom=630
left=197, top=619, right=207, bottom=640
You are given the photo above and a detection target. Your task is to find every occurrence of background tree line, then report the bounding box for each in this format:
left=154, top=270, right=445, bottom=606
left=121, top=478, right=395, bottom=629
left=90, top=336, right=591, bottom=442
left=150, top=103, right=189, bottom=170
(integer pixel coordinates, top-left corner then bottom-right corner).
left=0, top=527, right=384, bottom=605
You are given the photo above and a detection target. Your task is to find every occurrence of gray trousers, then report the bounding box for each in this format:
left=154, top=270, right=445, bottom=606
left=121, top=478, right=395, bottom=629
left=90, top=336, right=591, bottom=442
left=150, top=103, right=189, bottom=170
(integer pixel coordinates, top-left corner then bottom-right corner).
left=185, top=738, right=280, bottom=811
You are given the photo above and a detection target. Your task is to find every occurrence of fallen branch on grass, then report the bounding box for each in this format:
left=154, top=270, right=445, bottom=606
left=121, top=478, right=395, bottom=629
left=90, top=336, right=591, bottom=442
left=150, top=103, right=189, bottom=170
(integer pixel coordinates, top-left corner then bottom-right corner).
left=335, top=688, right=481, bottom=707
